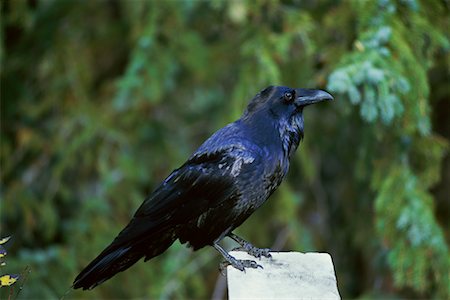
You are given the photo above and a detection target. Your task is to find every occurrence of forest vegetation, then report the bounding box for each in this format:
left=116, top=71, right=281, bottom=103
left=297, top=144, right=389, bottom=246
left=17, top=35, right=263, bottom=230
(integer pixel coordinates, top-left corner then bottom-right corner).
left=1, top=0, right=449, bottom=299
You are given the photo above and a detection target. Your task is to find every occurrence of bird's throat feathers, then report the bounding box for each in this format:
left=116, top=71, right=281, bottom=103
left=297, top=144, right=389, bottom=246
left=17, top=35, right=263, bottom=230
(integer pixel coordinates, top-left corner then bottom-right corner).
left=244, top=111, right=303, bottom=159
left=279, top=113, right=304, bottom=159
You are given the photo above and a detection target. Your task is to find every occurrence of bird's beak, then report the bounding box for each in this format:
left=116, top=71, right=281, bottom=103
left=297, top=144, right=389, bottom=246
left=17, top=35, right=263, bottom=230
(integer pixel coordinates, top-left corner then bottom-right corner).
left=294, top=89, right=333, bottom=108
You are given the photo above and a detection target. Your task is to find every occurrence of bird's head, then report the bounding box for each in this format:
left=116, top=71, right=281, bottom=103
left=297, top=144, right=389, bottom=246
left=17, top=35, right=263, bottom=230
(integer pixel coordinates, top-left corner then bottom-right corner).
left=242, top=85, right=333, bottom=157
left=243, top=86, right=333, bottom=120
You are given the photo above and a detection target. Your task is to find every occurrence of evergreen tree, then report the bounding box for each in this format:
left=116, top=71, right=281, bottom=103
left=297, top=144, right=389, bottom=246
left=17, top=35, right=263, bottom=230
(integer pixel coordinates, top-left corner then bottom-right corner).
left=1, top=0, right=448, bottom=298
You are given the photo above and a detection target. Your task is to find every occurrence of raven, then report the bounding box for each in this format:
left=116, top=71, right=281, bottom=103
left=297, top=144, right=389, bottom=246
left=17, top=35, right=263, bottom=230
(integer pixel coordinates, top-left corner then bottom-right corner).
left=73, top=85, right=333, bottom=290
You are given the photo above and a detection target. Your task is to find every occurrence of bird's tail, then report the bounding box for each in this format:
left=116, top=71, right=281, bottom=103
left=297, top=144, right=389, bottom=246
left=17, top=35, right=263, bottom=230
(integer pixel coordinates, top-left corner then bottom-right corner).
left=73, top=230, right=176, bottom=290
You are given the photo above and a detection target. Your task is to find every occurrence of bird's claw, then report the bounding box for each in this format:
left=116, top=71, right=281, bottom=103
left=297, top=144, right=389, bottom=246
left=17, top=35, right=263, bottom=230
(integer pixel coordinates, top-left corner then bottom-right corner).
left=243, top=259, right=263, bottom=269
left=228, top=233, right=272, bottom=259
left=232, top=245, right=272, bottom=259
left=249, top=247, right=272, bottom=259
left=219, top=258, right=262, bottom=275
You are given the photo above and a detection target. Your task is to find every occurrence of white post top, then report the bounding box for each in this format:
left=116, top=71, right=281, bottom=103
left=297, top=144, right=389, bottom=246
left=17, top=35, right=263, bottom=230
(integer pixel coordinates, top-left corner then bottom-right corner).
left=227, top=251, right=340, bottom=300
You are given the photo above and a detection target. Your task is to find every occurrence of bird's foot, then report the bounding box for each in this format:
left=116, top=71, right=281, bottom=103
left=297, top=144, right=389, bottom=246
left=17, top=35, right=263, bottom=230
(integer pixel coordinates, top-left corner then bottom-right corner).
left=233, top=244, right=272, bottom=259
left=219, top=258, right=262, bottom=275
left=213, top=240, right=263, bottom=276
left=228, top=232, right=272, bottom=259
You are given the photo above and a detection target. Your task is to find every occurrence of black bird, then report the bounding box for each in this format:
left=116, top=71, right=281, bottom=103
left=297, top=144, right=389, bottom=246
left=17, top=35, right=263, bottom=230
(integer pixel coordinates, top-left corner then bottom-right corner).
left=73, top=86, right=333, bottom=290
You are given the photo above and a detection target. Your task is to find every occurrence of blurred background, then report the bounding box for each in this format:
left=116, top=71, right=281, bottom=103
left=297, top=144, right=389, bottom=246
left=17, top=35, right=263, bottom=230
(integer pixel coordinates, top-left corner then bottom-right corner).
left=1, top=0, right=449, bottom=299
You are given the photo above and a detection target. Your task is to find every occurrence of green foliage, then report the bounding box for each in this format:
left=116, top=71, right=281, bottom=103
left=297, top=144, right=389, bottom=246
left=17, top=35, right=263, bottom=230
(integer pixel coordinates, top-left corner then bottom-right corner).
left=326, top=1, right=449, bottom=297
left=1, top=0, right=448, bottom=299
left=375, top=164, right=448, bottom=296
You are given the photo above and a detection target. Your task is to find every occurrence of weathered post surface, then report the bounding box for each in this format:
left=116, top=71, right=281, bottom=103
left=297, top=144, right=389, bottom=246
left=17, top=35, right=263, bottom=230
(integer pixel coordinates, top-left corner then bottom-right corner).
left=227, top=251, right=340, bottom=300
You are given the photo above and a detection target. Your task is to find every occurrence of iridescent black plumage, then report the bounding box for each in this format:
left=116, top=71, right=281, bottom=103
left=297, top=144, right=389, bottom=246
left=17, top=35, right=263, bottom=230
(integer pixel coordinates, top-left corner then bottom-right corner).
left=73, top=86, right=332, bottom=290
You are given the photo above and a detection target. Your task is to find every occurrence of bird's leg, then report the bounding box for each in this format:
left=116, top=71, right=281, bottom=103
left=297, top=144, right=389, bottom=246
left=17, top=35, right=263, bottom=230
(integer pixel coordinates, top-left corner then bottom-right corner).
left=228, top=232, right=272, bottom=259
left=213, top=242, right=262, bottom=275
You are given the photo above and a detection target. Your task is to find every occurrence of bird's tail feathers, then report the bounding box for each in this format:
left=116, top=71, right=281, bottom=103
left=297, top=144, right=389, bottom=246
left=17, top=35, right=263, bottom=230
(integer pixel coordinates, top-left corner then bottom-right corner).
left=73, top=231, right=176, bottom=290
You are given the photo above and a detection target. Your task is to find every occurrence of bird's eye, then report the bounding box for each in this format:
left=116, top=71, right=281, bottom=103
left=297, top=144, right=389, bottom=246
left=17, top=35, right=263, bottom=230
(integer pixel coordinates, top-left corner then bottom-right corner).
left=283, top=92, right=294, bottom=103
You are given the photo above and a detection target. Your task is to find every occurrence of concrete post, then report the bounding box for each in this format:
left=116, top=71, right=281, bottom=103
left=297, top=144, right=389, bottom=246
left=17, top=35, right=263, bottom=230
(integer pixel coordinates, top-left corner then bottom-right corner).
left=227, top=251, right=340, bottom=299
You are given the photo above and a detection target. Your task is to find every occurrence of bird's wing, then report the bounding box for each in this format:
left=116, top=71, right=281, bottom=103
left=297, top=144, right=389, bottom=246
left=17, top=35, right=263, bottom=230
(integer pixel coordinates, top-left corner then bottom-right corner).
left=73, top=146, right=260, bottom=290
left=112, top=145, right=259, bottom=246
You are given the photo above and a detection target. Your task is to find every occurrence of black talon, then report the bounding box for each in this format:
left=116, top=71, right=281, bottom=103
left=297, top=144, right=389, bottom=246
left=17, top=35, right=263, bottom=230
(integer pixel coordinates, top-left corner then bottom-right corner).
left=214, top=242, right=262, bottom=273
left=244, top=260, right=263, bottom=269
left=227, top=232, right=272, bottom=259
left=252, top=248, right=272, bottom=259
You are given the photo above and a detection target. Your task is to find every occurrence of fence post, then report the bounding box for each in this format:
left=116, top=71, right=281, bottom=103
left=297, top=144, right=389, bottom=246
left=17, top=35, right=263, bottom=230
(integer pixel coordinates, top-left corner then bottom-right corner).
left=227, top=251, right=340, bottom=299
